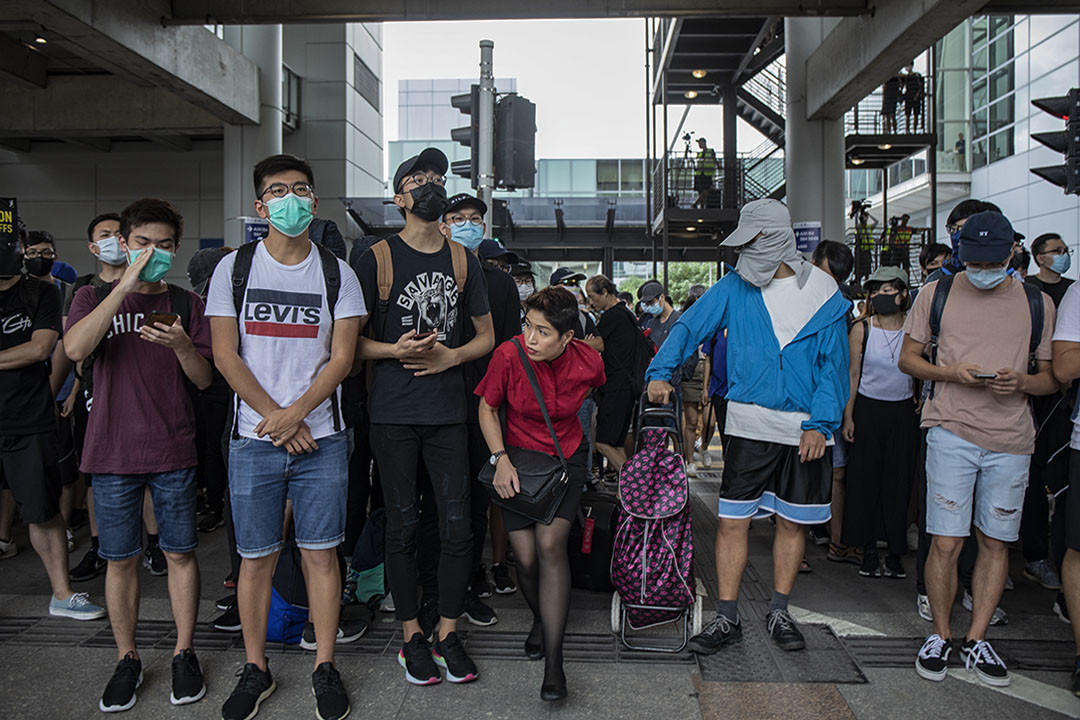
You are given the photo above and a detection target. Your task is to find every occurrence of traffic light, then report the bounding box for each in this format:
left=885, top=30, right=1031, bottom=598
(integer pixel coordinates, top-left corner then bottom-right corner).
left=494, top=94, right=536, bottom=190
left=450, top=84, right=480, bottom=188
left=1031, top=88, right=1080, bottom=194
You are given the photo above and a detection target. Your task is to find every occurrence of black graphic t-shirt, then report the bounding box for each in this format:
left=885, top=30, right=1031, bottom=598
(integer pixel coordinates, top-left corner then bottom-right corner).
left=355, top=235, right=491, bottom=425
left=0, top=277, right=62, bottom=435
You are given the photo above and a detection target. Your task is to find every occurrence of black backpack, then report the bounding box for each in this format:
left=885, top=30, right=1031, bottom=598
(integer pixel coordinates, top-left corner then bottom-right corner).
left=80, top=282, right=191, bottom=412
left=228, top=240, right=342, bottom=438
left=922, top=273, right=1044, bottom=401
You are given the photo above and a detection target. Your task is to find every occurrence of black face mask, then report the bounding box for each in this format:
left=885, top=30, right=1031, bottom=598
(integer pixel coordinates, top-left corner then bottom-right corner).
left=0, top=241, right=21, bottom=278
left=25, top=257, right=54, bottom=278
left=871, top=293, right=902, bottom=315
left=408, top=183, right=448, bottom=222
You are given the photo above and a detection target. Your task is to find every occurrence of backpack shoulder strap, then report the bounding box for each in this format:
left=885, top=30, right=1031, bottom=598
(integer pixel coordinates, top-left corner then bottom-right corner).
left=371, top=240, right=393, bottom=302
left=231, top=241, right=259, bottom=319
left=314, top=243, right=341, bottom=321
left=1022, top=281, right=1045, bottom=371
left=18, top=276, right=45, bottom=320
left=923, top=275, right=954, bottom=401
left=448, top=239, right=468, bottom=294
left=94, top=279, right=112, bottom=304
left=166, top=283, right=191, bottom=332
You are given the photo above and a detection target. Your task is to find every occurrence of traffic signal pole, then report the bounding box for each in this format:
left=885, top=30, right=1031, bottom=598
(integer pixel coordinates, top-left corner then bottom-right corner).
left=478, top=40, right=496, bottom=237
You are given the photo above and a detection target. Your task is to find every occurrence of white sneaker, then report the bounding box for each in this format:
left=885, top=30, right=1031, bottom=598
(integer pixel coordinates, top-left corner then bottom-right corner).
left=686, top=462, right=697, bottom=477
left=701, top=452, right=713, bottom=469
left=916, top=593, right=933, bottom=622
left=0, top=537, right=16, bottom=560
left=66, top=528, right=75, bottom=553
left=379, top=592, right=396, bottom=613
left=962, top=589, right=1008, bottom=626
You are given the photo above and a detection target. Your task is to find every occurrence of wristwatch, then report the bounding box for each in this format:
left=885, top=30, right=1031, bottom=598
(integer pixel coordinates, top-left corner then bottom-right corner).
left=489, top=450, right=508, bottom=466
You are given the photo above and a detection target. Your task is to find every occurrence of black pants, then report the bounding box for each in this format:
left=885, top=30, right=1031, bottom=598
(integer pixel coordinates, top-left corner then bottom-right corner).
left=417, top=422, right=491, bottom=604
left=194, top=391, right=229, bottom=514
left=343, top=382, right=383, bottom=554
left=841, top=395, right=918, bottom=556
left=370, top=423, right=472, bottom=622
left=1022, top=393, right=1071, bottom=563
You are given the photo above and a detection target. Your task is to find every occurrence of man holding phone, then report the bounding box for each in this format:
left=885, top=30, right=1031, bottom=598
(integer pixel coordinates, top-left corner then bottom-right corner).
left=899, top=211, right=1058, bottom=688
left=65, top=198, right=213, bottom=713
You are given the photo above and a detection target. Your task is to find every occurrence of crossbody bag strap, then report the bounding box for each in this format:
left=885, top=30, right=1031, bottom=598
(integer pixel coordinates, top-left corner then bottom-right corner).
left=511, top=338, right=568, bottom=471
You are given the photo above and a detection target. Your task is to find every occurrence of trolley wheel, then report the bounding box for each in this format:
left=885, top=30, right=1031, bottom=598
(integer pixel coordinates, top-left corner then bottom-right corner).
left=611, top=593, right=622, bottom=633
left=691, top=595, right=704, bottom=636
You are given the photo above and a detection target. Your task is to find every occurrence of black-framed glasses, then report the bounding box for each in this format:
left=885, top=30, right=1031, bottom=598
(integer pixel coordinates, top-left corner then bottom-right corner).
left=447, top=216, right=483, bottom=228
left=402, top=173, right=446, bottom=190
left=259, top=182, right=314, bottom=200
left=23, top=249, right=56, bottom=259
left=1038, top=246, right=1072, bottom=257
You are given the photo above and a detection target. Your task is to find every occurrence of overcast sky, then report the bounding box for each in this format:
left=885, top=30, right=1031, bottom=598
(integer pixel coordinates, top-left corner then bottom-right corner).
left=381, top=19, right=765, bottom=163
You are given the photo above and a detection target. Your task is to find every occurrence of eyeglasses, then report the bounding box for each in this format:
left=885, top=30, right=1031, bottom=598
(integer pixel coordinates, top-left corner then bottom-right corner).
left=259, top=182, right=314, bottom=200
left=448, top=216, right=483, bottom=228
left=23, top=249, right=56, bottom=259
left=401, top=173, right=446, bottom=191
left=1038, top=247, right=1072, bottom=257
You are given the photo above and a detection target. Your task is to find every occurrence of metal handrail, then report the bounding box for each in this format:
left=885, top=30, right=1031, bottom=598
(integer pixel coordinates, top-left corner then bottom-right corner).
left=743, top=59, right=786, bottom=119
left=845, top=72, right=931, bottom=135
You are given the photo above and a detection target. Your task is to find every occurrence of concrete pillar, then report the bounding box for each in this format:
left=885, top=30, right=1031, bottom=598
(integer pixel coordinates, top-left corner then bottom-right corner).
left=223, top=25, right=283, bottom=246
left=722, top=85, right=738, bottom=209
left=785, top=18, right=845, bottom=247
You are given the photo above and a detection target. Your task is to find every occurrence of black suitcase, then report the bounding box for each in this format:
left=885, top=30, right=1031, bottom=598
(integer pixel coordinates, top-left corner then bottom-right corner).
left=569, top=490, right=619, bottom=592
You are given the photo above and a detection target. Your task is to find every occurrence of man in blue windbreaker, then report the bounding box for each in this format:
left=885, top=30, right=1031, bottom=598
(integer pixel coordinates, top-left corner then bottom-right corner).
left=646, top=199, right=850, bottom=656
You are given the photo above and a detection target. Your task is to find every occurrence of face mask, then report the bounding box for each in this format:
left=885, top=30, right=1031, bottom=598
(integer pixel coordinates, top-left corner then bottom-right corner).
left=967, top=266, right=1008, bottom=290
left=949, top=227, right=962, bottom=253
left=871, top=293, right=901, bottom=315
left=644, top=302, right=663, bottom=315
left=0, top=240, right=20, bottom=278
left=517, top=283, right=534, bottom=301
left=1051, top=253, right=1072, bottom=275
left=449, top=221, right=484, bottom=251
left=128, top=247, right=174, bottom=283
left=25, top=257, right=54, bottom=278
left=408, top=183, right=449, bottom=222
left=265, top=194, right=314, bottom=238
left=94, top=235, right=127, bottom=266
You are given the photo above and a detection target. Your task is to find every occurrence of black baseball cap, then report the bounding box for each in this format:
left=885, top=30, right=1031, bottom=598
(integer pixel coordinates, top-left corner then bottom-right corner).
left=957, top=211, right=1016, bottom=264
left=637, top=280, right=665, bottom=303
left=550, top=267, right=587, bottom=286
left=392, top=147, right=449, bottom=194
left=478, top=238, right=518, bottom=263
left=509, top=260, right=534, bottom=277
left=444, top=193, right=487, bottom=217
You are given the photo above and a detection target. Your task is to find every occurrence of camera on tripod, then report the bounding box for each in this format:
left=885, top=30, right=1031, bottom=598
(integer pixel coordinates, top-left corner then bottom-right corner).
left=849, top=199, right=871, bottom=218
left=682, top=132, right=693, bottom=143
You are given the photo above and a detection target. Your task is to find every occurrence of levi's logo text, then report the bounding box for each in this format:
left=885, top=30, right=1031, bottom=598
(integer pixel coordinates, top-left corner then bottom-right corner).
left=243, top=288, right=322, bottom=338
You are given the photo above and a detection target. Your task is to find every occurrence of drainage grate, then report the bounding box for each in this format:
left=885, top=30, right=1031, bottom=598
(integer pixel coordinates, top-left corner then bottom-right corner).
left=843, top=636, right=1077, bottom=672
left=697, top=623, right=867, bottom=684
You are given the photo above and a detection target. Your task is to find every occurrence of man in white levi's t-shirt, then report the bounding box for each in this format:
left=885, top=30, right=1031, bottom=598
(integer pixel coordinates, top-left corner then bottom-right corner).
left=206, top=154, right=364, bottom=720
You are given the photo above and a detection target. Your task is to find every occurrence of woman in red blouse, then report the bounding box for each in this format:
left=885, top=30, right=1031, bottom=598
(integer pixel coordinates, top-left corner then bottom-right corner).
left=476, top=286, right=605, bottom=702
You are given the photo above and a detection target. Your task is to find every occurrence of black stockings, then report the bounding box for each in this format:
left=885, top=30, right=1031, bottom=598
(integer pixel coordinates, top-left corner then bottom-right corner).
left=509, top=518, right=572, bottom=673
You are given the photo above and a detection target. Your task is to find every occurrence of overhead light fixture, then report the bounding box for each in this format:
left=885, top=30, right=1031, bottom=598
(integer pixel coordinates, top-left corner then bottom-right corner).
left=877, top=143, right=892, bottom=150
left=697, top=218, right=704, bottom=223
left=851, top=157, right=865, bottom=165
left=684, top=90, right=698, bottom=99
left=686, top=226, right=697, bottom=232
left=34, top=36, right=47, bottom=44
left=692, top=69, right=707, bottom=79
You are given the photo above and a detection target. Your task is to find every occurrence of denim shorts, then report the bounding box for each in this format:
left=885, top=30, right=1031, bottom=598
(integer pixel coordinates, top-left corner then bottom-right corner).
left=92, top=469, right=198, bottom=561
left=924, top=426, right=1030, bottom=542
left=228, top=431, right=348, bottom=558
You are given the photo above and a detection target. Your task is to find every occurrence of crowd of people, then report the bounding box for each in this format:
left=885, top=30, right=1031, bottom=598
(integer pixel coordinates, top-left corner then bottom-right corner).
left=1, top=145, right=1078, bottom=718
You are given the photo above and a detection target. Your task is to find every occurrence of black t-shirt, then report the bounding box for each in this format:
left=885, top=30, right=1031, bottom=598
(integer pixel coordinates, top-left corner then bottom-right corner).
left=354, top=235, right=490, bottom=425
left=462, top=262, right=521, bottom=421
left=0, top=277, right=62, bottom=435
left=1026, top=275, right=1074, bottom=309
left=573, top=310, right=596, bottom=340
left=596, top=303, right=639, bottom=392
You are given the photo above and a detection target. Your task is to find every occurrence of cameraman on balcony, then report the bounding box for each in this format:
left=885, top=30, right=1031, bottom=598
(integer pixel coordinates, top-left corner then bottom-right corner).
left=693, top=137, right=718, bottom=210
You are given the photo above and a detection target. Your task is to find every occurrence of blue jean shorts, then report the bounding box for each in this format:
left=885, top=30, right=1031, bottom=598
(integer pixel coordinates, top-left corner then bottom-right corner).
left=924, top=426, right=1030, bottom=542
left=92, top=469, right=198, bottom=561
left=228, top=431, right=348, bottom=559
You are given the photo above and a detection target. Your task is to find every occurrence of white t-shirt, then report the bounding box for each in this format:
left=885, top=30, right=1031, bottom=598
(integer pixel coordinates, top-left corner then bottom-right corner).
left=205, top=242, right=366, bottom=440
left=727, top=266, right=838, bottom=446
left=1052, top=281, right=1080, bottom=450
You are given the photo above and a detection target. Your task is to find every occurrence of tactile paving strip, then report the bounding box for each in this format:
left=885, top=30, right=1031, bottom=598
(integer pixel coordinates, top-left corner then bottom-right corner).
left=843, top=636, right=1076, bottom=672
left=696, top=623, right=867, bottom=684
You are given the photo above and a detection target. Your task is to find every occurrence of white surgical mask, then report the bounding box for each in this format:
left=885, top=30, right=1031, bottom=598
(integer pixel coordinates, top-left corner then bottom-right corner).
left=94, top=235, right=127, bottom=266
left=517, top=283, right=534, bottom=301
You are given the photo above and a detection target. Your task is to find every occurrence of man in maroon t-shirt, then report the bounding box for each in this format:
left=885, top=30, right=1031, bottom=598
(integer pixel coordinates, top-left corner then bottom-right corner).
left=66, top=198, right=213, bottom=713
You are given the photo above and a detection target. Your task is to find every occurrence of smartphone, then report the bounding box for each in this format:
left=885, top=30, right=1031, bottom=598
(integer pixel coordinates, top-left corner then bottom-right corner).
left=414, top=330, right=437, bottom=340
left=973, top=372, right=997, bottom=379
left=146, top=311, right=179, bottom=329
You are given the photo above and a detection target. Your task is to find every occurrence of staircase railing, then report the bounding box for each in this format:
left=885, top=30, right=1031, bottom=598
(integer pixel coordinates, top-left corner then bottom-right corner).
left=742, top=58, right=786, bottom=121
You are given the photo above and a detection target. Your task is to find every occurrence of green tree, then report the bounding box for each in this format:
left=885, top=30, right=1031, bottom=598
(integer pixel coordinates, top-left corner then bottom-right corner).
left=665, top=262, right=713, bottom=307
left=618, top=275, right=645, bottom=298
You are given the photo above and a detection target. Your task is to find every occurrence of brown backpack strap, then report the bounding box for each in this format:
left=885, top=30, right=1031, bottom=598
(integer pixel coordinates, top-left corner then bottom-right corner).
left=448, top=239, right=468, bottom=294
left=372, top=240, right=393, bottom=301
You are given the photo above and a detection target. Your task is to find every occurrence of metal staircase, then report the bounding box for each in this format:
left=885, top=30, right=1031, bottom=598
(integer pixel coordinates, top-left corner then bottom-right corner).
left=736, top=59, right=786, bottom=147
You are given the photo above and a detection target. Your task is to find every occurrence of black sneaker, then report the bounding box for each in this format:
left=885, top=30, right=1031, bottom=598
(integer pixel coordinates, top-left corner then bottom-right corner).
left=216, top=593, right=236, bottom=611
left=687, top=613, right=742, bottom=655
left=470, top=564, right=492, bottom=599
left=398, top=632, right=441, bottom=686
left=99, top=651, right=142, bottom=713
left=222, top=661, right=276, bottom=720
left=197, top=511, right=224, bottom=533
left=170, top=648, right=206, bottom=705
left=300, top=615, right=368, bottom=651
left=859, top=552, right=882, bottom=578
left=213, top=604, right=243, bottom=633
left=915, top=633, right=952, bottom=681
left=418, top=599, right=440, bottom=641
left=464, top=592, right=498, bottom=626
left=69, top=546, right=107, bottom=582
left=143, top=542, right=167, bottom=576
left=492, top=562, right=517, bottom=594
left=300, top=621, right=320, bottom=651
left=433, top=631, right=479, bottom=683
left=961, top=638, right=1010, bottom=687
left=765, top=609, right=805, bottom=651
left=883, top=555, right=906, bottom=579
left=312, top=662, right=349, bottom=720
left=338, top=606, right=369, bottom=643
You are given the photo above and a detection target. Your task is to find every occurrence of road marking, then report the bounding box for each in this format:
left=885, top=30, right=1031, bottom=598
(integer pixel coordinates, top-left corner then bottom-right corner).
left=947, top=667, right=1080, bottom=716
left=788, top=606, right=887, bottom=637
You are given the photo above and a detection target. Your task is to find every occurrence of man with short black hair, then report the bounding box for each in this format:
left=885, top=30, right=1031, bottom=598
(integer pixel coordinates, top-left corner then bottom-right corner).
left=638, top=280, right=681, bottom=348
left=66, top=197, right=212, bottom=712
left=584, top=274, right=638, bottom=473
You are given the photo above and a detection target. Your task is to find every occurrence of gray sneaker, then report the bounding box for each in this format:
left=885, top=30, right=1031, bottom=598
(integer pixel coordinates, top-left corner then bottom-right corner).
left=1024, top=559, right=1062, bottom=590
left=49, top=592, right=106, bottom=621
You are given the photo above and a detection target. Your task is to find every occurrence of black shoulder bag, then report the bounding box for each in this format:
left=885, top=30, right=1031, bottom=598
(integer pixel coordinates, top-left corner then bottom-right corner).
left=478, top=338, right=570, bottom=525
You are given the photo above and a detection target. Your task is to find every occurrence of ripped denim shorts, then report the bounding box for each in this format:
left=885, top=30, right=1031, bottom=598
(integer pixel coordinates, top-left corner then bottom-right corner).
left=924, top=425, right=1030, bottom=542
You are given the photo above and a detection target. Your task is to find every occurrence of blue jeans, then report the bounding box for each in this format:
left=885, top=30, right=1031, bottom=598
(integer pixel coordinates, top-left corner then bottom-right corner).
left=228, top=432, right=348, bottom=559
left=924, top=426, right=1030, bottom=542
left=577, top=396, right=596, bottom=474
left=92, top=469, right=197, bottom=561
